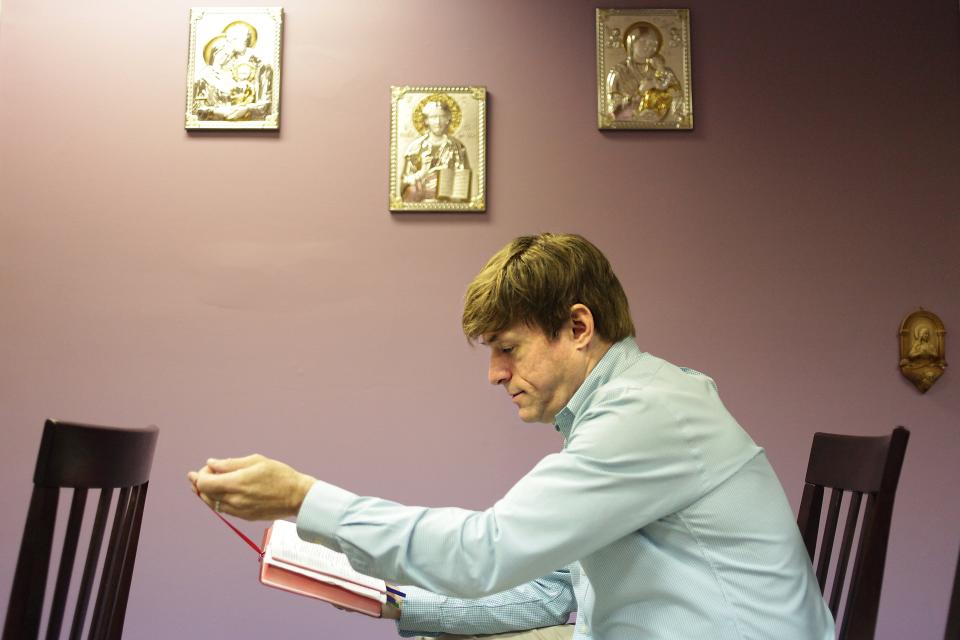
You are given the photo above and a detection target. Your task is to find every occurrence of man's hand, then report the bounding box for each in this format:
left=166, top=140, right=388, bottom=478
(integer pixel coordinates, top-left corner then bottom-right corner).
left=331, top=601, right=400, bottom=620
left=187, top=454, right=316, bottom=521
left=381, top=598, right=401, bottom=620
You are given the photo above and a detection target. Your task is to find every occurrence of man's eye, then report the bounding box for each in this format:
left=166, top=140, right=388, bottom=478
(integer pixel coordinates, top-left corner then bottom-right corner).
left=500, top=346, right=514, bottom=354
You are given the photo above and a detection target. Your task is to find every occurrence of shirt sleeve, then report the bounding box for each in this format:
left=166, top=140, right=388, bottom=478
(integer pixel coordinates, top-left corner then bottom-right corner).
left=296, top=384, right=737, bottom=598
left=394, top=568, right=575, bottom=637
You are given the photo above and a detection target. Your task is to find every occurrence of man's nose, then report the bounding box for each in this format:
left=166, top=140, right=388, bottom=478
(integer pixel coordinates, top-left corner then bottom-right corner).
left=488, top=359, right=510, bottom=386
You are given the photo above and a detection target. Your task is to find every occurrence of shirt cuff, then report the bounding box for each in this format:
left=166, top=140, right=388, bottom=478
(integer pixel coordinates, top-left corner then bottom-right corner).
left=295, top=479, right=358, bottom=552
left=395, top=585, right=446, bottom=637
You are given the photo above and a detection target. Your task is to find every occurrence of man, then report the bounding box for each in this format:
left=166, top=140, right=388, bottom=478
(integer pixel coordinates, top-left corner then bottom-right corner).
left=190, top=233, right=834, bottom=639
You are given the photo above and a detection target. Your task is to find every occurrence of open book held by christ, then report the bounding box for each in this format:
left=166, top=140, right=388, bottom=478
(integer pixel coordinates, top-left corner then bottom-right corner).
left=260, top=520, right=387, bottom=617
left=436, top=167, right=471, bottom=201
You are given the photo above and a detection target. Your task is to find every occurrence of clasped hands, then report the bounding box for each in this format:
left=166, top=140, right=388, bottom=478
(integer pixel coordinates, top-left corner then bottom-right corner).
left=187, top=453, right=317, bottom=521
left=187, top=455, right=402, bottom=620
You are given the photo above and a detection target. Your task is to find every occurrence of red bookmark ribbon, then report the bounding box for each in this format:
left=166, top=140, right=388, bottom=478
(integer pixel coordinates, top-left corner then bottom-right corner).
left=195, top=490, right=265, bottom=559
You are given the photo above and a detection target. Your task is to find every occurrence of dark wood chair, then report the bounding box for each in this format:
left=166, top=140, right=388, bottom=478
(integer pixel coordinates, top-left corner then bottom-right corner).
left=946, top=546, right=960, bottom=640
left=3, top=419, right=159, bottom=640
left=796, top=426, right=909, bottom=640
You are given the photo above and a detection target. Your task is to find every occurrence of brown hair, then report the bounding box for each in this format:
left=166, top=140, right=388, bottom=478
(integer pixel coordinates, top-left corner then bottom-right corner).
left=462, top=233, right=635, bottom=343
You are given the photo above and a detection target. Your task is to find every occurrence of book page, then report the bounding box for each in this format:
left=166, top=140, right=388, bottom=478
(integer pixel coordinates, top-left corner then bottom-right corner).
left=437, top=168, right=471, bottom=201
left=265, top=520, right=386, bottom=598
left=267, top=557, right=385, bottom=601
left=450, top=168, right=471, bottom=201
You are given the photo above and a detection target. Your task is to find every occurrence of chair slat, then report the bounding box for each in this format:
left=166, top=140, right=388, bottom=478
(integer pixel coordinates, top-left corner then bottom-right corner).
left=2, top=486, right=59, bottom=640
left=797, top=483, right=824, bottom=562
left=841, top=493, right=877, bottom=640
left=107, top=483, right=150, bottom=640
left=69, top=489, right=113, bottom=640
left=829, top=491, right=863, bottom=616
left=89, top=487, right=131, bottom=640
left=816, top=488, right=843, bottom=590
left=45, top=489, right=87, bottom=640
left=103, top=487, right=138, bottom=640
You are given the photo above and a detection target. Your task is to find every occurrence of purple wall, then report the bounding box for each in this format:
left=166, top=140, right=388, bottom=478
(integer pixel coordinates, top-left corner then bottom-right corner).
left=0, top=1, right=957, bottom=638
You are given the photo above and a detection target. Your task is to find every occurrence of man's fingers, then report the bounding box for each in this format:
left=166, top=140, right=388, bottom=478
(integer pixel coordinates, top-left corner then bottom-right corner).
left=193, top=469, right=237, bottom=495
left=195, top=490, right=216, bottom=510
left=206, top=454, right=262, bottom=473
left=187, top=455, right=301, bottom=521
left=192, top=485, right=232, bottom=514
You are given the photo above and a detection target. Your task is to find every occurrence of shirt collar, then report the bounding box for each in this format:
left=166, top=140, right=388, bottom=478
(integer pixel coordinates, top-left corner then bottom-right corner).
left=554, top=337, right=641, bottom=440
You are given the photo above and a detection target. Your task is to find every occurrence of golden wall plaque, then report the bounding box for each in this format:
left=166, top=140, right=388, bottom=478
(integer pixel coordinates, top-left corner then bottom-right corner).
left=596, top=8, right=693, bottom=130
left=389, top=86, right=486, bottom=212
left=185, top=7, right=283, bottom=130
left=899, top=308, right=947, bottom=393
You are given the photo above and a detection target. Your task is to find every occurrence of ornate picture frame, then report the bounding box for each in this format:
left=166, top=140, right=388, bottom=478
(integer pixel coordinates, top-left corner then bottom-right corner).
left=389, top=86, right=487, bottom=213
left=596, top=8, right=693, bottom=130
left=185, top=7, right=283, bottom=130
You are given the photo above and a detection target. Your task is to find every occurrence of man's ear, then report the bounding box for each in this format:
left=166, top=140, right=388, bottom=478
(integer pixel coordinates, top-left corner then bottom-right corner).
left=568, top=304, right=595, bottom=348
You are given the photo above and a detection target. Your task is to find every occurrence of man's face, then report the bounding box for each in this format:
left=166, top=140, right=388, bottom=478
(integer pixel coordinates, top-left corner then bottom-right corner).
left=425, top=106, right=451, bottom=136
left=483, top=322, right=585, bottom=424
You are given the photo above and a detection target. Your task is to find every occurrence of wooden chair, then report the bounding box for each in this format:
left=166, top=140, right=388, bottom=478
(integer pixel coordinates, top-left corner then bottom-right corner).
left=946, top=546, right=960, bottom=640
left=796, top=426, right=909, bottom=640
left=3, top=419, right=159, bottom=640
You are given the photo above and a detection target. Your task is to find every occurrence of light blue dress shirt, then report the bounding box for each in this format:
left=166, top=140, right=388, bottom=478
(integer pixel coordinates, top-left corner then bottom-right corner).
left=397, top=568, right=575, bottom=637
left=297, top=338, right=835, bottom=639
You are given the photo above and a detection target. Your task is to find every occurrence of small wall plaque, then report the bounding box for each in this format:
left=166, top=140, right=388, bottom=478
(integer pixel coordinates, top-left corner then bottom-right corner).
left=185, top=7, right=283, bottom=130
left=389, top=86, right=487, bottom=212
left=899, top=308, right=947, bottom=393
left=596, top=8, right=693, bottom=130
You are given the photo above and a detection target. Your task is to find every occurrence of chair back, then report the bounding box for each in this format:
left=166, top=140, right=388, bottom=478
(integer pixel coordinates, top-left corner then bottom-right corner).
left=947, top=546, right=960, bottom=640
left=3, top=419, right=159, bottom=640
left=796, top=426, right=909, bottom=640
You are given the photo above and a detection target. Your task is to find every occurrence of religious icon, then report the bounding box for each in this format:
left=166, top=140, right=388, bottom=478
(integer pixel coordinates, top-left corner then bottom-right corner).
left=596, top=8, right=693, bottom=130
left=185, top=7, right=283, bottom=130
left=898, top=308, right=947, bottom=393
left=389, top=86, right=486, bottom=212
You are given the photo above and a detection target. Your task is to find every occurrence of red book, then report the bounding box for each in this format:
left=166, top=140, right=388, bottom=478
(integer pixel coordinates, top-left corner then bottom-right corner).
left=258, top=520, right=385, bottom=617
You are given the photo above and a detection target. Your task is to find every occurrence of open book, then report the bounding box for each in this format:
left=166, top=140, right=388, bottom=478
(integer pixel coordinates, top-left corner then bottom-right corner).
left=260, top=520, right=386, bottom=617
left=436, top=167, right=471, bottom=201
